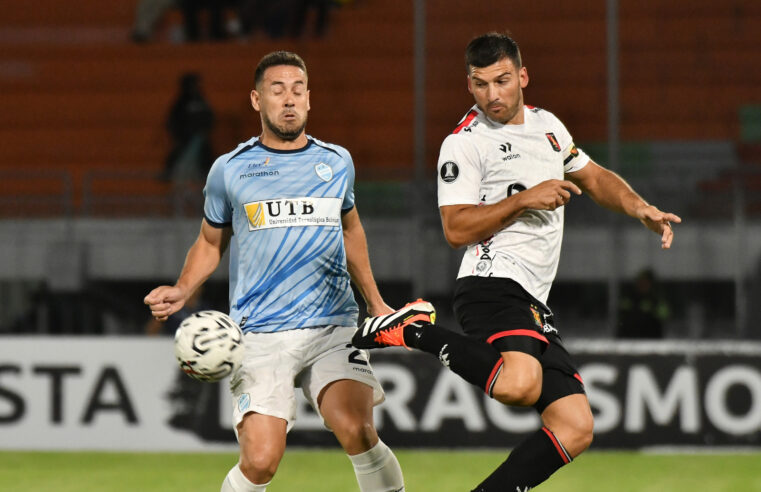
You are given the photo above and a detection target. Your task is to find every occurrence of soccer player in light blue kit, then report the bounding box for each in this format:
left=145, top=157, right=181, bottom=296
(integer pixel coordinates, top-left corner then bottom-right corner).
left=144, top=51, right=405, bottom=492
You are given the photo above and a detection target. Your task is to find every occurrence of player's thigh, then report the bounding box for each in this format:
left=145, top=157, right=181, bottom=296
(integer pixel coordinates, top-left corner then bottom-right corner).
left=532, top=334, right=586, bottom=413
left=231, top=331, right=301, bottom=430
left=300, top=326, right=384, bottom=452
left=300, top=326, right=385, bottom=416
left=318, top=378, right=376, bottom=420
left=237, top=412, right=288, bottom=471
left=493, top=351, right=543, bottom=403
left=318, top=379, right=379, bottom=453
left=540, top=393, right=594, bottom=458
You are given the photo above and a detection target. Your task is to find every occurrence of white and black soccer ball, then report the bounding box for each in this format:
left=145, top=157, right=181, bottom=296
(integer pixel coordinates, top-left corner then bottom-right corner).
left=174, top=310, right=243, bottom=383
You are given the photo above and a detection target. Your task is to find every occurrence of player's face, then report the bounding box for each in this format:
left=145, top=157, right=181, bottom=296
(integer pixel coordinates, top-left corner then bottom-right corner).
left=467, top=57, right=528, bottom=124
left=251, top=65, right=310, bottom=142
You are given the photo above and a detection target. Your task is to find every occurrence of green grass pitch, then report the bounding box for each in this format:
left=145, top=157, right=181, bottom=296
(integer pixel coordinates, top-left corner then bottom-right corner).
left=1, top=450, right=759, bottom=491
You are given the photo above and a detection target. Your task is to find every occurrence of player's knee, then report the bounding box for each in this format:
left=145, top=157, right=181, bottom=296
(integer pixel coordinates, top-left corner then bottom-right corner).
left=492, top=370, right=541, bottom=406
left=239, top=453, right=279, bottom=483
left=562, top=414, right=594, bottom=457
left=333, top=418, right=377, bottom=451
left=573, top=414, right=595, bottom=454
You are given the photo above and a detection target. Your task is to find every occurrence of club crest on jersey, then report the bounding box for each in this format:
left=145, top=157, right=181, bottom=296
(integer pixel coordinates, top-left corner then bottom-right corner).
left=440, top=161, right=459, bottom=183
left=314, top=162, right=333, bottom=182
left=545, top=132, right=561, bottom=152
left=530, top=306, right=543, bottom=328
left=238, top=393, right=251, bottom=413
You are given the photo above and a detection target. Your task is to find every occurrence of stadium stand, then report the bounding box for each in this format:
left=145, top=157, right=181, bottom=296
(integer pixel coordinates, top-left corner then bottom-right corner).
left=2, top=0, right=760, bottom=217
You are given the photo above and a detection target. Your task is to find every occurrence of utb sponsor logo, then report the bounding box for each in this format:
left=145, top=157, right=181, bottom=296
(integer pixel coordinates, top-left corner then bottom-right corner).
left=243, top=196, right=341, bottom=231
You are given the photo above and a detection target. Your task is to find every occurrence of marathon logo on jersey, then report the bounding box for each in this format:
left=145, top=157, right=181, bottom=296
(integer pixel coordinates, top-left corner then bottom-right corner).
left=545, top=132, right=562, bottom=152
left=243, top=196, right=341, bottom=231
left=440, top=161, right=459, bottom=183
left=239, top=157, right=279, bottom=179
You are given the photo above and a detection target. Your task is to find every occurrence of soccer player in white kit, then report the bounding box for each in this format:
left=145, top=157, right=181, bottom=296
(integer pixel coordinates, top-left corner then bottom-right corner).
left=353, top=32, right=682, bottom=490
left=145, top=51, right=405, bottom=492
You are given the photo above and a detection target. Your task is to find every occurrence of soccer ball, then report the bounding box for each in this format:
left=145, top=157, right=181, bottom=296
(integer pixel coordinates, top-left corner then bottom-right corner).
left=174, top=310, right=244, bottom=382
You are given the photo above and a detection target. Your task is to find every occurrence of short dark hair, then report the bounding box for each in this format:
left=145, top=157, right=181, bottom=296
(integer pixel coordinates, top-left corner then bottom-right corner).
left=465, top=32, right=522, bottom=73
left=254, top=51, right=308, bottom=87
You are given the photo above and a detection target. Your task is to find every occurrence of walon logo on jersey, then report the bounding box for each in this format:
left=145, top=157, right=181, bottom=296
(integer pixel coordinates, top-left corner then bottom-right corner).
left=499, top=141, right=521, bottom=161
left=243, top=197, right=341, bottom=231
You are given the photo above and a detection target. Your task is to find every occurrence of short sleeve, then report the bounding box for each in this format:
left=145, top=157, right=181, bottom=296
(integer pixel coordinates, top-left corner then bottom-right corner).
left=552, top=116, right=590, bottom=174
left=437, top=134, right=483, bottom=207
left=203, top=155, right=232, bottom=227
left=339, top=147, right=356, bottom=210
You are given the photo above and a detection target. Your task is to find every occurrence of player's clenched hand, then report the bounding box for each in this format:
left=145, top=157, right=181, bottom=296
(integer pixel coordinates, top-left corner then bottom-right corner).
left=519, top=179, right=582, bottom=211
left=143, top=285, right=187, bottom=321
left=635, top=205, right=682, bottom=249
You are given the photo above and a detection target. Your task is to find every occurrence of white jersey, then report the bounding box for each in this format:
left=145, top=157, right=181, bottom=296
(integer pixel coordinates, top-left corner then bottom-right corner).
left=437, top=105, right=590, bottom=304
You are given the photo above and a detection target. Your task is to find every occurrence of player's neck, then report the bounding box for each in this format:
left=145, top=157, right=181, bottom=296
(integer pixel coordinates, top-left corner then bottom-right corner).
left=259, top=131, right=308, bottom=150
left=510, top=106, right=526, bottom=125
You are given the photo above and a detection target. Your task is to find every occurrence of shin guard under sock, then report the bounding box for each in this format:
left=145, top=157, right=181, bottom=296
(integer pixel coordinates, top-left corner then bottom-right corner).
left=405, top=324, right=504, bottom=396
left=471, top=427, right=572, bottom=491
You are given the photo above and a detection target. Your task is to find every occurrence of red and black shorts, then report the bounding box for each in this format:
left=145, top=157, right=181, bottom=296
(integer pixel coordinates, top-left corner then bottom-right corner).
left=453, top=276, right=585, bottom=413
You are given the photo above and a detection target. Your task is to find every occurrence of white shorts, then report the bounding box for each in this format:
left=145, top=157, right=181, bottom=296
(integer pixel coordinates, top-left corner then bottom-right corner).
left=229, top=325, right=384, bottom=434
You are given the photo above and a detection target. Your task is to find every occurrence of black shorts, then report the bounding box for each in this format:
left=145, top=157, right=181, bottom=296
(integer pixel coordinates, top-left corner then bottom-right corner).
left=453, top=276, right=585, bottom=413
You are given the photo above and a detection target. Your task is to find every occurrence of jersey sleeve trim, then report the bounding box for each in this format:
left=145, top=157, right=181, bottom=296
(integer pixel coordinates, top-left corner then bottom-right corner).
left=204, top=215, right=232, bottom=229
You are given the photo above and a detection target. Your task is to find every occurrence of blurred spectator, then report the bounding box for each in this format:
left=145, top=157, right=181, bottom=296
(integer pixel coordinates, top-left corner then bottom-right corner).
left=131, top=0, right=177, bottom=43
left=238, top=0, right=295, bottom=38
left=617, top=268, right=670, bottom=339
left=162, top=72, right=215, bottom=182
left=291, top=0, right=333, bottom=37
left=180, top=0, right=235, bottom=41
left=238, top=0, right=343, bottom=39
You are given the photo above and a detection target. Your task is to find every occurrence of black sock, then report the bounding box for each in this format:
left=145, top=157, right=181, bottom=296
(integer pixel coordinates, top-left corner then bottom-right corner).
left=404, top=324, right=503, bottom=395
left=471, top=427, right=572, bottom=491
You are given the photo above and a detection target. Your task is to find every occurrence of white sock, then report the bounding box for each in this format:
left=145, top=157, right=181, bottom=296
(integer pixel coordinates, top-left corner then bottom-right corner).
left=220, top=463, right=270, bottom=492
left=348, top=440, right=405, bottom=492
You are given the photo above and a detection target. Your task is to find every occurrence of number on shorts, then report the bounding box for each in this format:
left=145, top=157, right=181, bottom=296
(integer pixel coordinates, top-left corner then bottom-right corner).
left=346, top=346, right=368, bottom=366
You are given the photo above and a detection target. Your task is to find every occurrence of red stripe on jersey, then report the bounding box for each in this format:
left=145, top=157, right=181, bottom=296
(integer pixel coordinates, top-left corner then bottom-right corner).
left=486, top=329, right=549, bottom=345
left=543, top=427, right=571, bottom=464
left=525, top=104, right=535, bottom=109
left=574, top=372, right=584, bottom=385
left=452, top=110, right=478, bottom=134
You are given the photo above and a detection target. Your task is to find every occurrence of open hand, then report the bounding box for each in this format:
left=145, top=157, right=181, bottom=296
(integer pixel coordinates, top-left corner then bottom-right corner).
left=636, top=205, right=682, bottom=249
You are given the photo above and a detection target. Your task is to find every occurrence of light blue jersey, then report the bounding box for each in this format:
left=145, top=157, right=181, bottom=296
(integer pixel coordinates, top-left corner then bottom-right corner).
left=203, top=136, right=359, bottom=333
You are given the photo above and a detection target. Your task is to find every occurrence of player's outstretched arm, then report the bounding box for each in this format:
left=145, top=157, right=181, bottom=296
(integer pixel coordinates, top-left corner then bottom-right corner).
left=566, top=160, right=682, bottom=249
left=342, top=207, right=393, bottom=317
left=440, top=179, right=582, bottom=249
left=144, top=219, right=232, bottom=321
